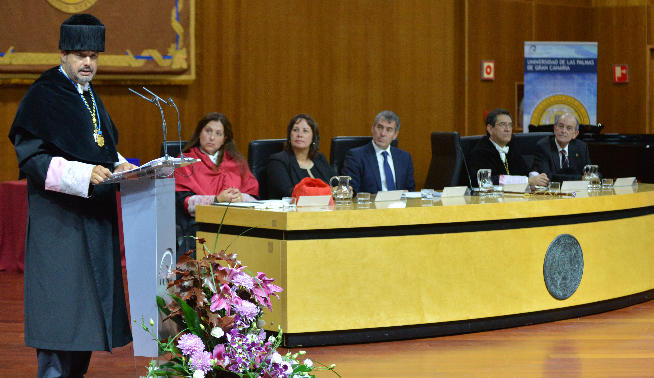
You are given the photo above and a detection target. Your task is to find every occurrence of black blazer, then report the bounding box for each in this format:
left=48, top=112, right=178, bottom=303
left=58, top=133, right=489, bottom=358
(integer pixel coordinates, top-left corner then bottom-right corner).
left=266, top=150, right=336, bottom=199
left=532, top=136, right=591, bottom=182
left=469, top=136, right=530, bottom=185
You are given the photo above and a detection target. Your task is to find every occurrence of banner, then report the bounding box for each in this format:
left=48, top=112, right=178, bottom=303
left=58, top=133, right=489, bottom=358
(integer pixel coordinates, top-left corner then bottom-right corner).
left=523, top=42, right=597, bottom=131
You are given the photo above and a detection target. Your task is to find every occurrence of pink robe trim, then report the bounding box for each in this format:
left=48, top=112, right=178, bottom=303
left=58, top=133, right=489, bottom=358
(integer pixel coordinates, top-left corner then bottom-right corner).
left=45, top=157, right=94, bottom=198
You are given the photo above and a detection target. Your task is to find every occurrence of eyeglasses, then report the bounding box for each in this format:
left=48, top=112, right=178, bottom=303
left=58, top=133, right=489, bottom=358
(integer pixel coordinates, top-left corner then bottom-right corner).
left=555, top=123, right=576, bottom=132
left=495, top=122, right=513, bottom=129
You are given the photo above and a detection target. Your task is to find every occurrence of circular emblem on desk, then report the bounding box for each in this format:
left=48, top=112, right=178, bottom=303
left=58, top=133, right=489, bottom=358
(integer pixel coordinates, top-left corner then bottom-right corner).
left=543, top=234, right=584, bottom=300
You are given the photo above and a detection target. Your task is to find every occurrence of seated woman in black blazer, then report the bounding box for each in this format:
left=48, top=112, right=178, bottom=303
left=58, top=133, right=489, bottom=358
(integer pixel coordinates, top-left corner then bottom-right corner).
left=266, top=113, right=335, bottom=199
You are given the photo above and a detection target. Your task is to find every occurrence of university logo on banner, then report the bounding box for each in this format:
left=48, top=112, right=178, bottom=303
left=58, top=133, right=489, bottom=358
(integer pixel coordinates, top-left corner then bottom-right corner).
left=523, top=42, right=597, bottom=131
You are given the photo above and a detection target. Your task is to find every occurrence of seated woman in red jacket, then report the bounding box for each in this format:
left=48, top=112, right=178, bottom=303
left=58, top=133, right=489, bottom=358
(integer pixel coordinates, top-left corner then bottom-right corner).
left=175, top=112, right=258, bottom=256
left=175, top=111, right=258, bottom=214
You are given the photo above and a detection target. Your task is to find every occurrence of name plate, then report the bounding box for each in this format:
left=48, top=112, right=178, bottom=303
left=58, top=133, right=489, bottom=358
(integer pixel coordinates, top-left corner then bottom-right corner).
left=374, top=200, right=406, bottom=209
left=614, top=177, right=637, bottom=187
left=297, top=195, right=332, bottom=207
left=614, top=185, right=636, bottom=195
left=375, top=190, right=405, bottom=202
left=441, top=186, right=469, bottom=197
left=562, top=181, right=587, bottom=192
left=503, top=183, right=528, bottom=193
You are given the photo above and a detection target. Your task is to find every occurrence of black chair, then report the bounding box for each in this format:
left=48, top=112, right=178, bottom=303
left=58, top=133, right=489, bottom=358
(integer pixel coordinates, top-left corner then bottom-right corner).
left=457, top=135, right=484, bottom=186
left=424, top=132, right=463, bottom=190
left=329, top=136, right=399, bottom=175
left=161, top=140, right=188, bottom=157
left=247, top=139, right=286, bottom=200
left=512, top=132, right=552, bottom=169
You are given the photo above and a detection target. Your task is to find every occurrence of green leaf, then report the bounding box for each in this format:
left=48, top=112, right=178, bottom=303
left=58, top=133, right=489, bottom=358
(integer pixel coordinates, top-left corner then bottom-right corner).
left=156, top=296, right=171, bottom=315
left=170, top=294, right=201, bottom=335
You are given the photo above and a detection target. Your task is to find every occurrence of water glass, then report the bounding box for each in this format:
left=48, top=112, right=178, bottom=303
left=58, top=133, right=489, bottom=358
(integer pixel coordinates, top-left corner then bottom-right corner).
left=601, top=178, right=614, bottom=189
left=476, top=169, right=493, bottom=193
left=588, top=176, right=601, bottom=190
left=357, top=192, right=371, bottom=203
left=549, top=182, right=561, bottom=194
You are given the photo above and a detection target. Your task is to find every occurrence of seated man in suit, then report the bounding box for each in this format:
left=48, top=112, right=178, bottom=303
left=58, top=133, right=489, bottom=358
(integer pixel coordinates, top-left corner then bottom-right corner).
left=469, top=108, right=549, bottom=187
left=532, top=113, right=591, bottom=182
left=342, top=110, right=415, bottom=194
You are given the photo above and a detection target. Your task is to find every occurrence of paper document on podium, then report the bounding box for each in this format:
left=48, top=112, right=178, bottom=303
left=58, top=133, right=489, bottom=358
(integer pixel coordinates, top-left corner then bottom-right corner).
left=99, top=156, right=199, bottom=184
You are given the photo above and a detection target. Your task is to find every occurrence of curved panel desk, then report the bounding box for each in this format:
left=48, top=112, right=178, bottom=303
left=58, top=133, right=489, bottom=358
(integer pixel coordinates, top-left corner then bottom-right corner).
left=196, top=185, right=654, bottom=347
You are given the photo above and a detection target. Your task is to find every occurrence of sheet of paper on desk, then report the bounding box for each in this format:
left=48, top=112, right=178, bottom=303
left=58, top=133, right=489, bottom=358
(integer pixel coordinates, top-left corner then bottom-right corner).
left=403, top=191, right=422, bottom=198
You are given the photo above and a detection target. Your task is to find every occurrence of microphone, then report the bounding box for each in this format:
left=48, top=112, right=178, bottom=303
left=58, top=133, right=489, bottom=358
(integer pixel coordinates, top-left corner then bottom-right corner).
left=455, top=141, right=475, bottom=194
left=166, top=97, right=184, bottom=160
left=129, top=87, right=169, bottom=157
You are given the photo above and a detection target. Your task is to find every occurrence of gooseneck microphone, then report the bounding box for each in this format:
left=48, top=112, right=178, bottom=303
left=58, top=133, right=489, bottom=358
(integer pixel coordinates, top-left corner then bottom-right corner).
left=129, top=87, right=169, bottom=157
left=166, top=97, right=184, bottom=160
left=455, top=141, right=475, bottom=194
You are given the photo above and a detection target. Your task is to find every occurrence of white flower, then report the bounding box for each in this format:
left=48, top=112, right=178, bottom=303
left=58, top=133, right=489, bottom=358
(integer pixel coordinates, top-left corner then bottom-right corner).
left=303, top=358, right=313, bottom=368
left=193, top=370, right=205, bottom=378
left=270, top=352, right=283, bottom=364
left=210, top=326, right=224, bottom=339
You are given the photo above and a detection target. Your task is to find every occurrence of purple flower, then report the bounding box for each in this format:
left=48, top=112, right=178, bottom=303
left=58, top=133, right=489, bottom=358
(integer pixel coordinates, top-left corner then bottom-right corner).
left=232, top=272, right=254, bottom=289
left=235, top=300, right=260, bottom=321
left=177, top=334, right=205, bottom=357
left=190, top=350, right=213, bottom=372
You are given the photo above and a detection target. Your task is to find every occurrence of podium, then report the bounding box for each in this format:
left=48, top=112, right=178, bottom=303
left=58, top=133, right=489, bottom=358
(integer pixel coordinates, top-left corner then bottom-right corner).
left=105, top=157, right=197, bottom=356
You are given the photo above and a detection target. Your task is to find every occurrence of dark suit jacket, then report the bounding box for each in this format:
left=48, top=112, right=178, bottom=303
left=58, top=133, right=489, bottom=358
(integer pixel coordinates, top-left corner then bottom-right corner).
left=266, top=150, right=336, bottom=199
left=341, top=142, right=415, bottom=194
left=469, top=136, right=530, bottom=185
left=532, top=136, right=591, bottom=182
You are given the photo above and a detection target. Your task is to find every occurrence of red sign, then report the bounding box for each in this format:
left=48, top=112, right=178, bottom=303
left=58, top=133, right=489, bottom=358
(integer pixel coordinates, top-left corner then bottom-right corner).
left=613, top=64, right=628, bottom=83
left=481, top=60, right=495, bottom=81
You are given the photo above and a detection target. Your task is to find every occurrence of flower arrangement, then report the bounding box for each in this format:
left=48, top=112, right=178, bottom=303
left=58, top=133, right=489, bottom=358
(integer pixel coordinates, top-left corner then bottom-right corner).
left=139, top=237, right=339, bottom=378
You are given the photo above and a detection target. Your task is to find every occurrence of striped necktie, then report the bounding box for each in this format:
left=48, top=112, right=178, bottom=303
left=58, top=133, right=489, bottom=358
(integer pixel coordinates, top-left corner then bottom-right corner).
left=561, top=150, right=569, bottom=169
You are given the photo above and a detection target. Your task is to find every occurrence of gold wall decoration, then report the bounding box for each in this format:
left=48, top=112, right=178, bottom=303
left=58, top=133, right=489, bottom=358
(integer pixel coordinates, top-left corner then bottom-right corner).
left=46, top=0, right=98, bottom=13
left=0, top=0, right=195, bottom=83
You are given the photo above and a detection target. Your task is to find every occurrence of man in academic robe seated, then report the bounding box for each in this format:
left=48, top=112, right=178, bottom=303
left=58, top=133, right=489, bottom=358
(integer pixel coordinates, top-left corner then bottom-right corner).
left=532, top=113, right=591, bottom=182
left=342, top=110, right=415, bottom=194
left=469, top=108, right=549, bottom=187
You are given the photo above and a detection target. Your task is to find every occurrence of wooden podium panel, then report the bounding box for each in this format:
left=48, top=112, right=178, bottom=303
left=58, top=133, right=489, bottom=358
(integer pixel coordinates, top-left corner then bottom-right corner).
left=196, top=185, right=654, bottom=346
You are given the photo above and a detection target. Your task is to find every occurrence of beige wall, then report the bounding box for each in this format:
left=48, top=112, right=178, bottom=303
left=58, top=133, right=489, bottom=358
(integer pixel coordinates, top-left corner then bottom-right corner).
left=0, top=0, right=651, bottom=187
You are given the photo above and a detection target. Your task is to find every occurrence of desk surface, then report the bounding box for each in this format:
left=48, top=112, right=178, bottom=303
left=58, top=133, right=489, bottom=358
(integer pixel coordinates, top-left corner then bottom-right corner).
left=197, top=184, right=653, bottom=231
left=195, top=184, right=654, bottom=346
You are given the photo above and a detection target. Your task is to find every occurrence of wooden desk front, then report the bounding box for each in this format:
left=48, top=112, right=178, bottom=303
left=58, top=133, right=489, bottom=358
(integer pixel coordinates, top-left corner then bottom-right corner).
left=196, top=185, right=654, bottom=346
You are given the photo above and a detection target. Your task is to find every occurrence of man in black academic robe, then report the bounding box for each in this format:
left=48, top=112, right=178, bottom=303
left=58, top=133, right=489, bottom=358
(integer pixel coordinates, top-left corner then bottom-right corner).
left=8, top=14, right=135, bottom=377
left=469, top=108, right=550, bottom=187
left=532, top=113, right=591, bottom=182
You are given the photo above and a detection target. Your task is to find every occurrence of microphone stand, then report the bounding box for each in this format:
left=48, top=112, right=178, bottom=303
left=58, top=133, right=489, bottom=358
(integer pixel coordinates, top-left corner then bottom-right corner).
left=142, top=87, right=169, bottom=159
left=456, top=141, right=475, bottom=195
left=128, top=87, right=170, bottom=159
left=166, top=97, right=184, bottom=160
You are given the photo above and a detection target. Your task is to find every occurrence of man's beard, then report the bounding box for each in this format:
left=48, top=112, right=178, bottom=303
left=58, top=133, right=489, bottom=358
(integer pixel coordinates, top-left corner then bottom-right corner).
left=73, top=66, right=95, bottom=84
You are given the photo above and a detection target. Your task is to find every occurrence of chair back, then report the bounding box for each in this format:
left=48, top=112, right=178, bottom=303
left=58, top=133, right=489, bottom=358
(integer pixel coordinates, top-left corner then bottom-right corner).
left=512, top=132, right=551, bottom=169
left=161, top=140, right=188, bottom=157
left=424, top=132, right=463, bottom=190
left=457, top=135, right=484, bottom=186
left=247, top=139, right=286, bottom=199
left=330, top=136, right=399, bottom=174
